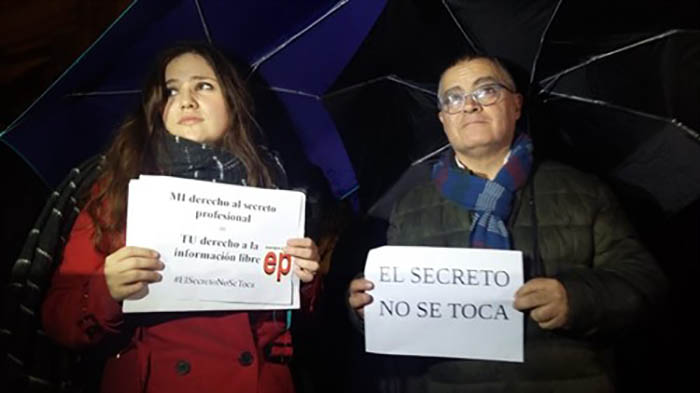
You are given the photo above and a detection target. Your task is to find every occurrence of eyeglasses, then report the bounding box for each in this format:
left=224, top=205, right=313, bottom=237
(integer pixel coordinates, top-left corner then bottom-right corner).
left=438, top=83, right=514, bottom=114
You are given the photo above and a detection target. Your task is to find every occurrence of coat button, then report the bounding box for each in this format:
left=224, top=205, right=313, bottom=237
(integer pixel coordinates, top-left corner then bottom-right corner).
left=238, top=351, right=254, bottom=366
left=175, top=360, right=191, bottom=375
left=85, top=325, right=99, bottom=337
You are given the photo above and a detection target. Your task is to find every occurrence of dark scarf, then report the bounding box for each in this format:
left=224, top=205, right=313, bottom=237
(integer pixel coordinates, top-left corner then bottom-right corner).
left=157, top=133, right=249, bottom=185
left=432, top=133, right=534, bottom=249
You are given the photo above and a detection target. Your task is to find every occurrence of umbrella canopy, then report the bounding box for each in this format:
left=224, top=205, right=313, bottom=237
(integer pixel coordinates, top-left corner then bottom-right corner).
left=324, top=0, right=700, bottom=213
left=536, top=29, right=700, bottom=212
left=0, top=0, right=386, bottom=200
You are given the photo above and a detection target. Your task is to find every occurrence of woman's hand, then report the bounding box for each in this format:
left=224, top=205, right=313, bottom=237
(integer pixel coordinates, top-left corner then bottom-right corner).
left=104, top=246, right=164, bottom=301
left=348, top=278, right=374, bottom=318
left=284, top=238, right=320, bottom=283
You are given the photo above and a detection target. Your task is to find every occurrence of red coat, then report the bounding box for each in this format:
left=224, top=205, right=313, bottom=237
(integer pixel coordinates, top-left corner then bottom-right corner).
left=42, top=210, right=315, bottom=393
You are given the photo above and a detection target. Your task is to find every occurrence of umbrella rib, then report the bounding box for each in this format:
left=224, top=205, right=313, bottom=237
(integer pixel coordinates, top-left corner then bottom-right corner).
left=539, top=29, right=684, bottom=91
left=193, top=0, right=213, bottom=43
left=339, top=184, right=360, bottom=200
left=529, top=0, right=564, bottom=86
left=0, top=138, right=49, bottom=187
left=268, top=87, right=320, bottom=100
left=386, top=76, right=436, bottom=96
left=412, top=143, right=452, bottom=166
left=324, top=76, right=393, bottom=98
left=66, top=90, right=142, bottom=97
left=545, top=91, right=700, bottom=143
left=1, top=0, right=139, bottom=136
left=324, top=75, right=435, bottom=99
left=248, top=0, right=349, bottom=74
left=440, top=0, right=481, bottom=53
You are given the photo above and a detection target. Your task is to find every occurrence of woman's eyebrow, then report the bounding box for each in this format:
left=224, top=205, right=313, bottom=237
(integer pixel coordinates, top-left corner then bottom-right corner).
left=165, top=76, right=215, bottom=84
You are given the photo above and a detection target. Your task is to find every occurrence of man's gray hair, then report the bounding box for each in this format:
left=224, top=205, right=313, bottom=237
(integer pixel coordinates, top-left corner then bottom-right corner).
left=437, top=55, right=518, bottom=98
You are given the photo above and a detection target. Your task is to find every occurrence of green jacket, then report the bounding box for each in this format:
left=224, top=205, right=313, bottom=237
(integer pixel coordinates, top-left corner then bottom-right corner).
left=380, top=160, right=666, bottom=393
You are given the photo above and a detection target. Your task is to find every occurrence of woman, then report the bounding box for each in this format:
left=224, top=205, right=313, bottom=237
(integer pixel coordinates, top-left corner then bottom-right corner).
left=42, top=43, right=320, bottom=393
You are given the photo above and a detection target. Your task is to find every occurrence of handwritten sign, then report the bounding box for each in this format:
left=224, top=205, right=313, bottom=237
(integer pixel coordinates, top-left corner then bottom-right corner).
left=123, top=175, right=305, bottom=312
left=364, top=246, right=524, bottom=362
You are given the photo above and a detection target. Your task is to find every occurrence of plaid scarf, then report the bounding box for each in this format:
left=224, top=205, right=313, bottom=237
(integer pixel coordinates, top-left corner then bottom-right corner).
left=157, top=133, right=249, bottom=185
left=432, top=133, right=533, bottom=249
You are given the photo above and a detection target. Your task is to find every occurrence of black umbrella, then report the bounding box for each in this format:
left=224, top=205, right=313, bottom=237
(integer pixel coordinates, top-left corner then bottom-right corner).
left=323, top=0, right=700, bottom=214
left=536, top=29, right=700, bottom=212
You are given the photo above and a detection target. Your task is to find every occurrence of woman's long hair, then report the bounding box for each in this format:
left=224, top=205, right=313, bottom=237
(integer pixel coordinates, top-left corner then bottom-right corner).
left=86, top=43, right=273, bottom=253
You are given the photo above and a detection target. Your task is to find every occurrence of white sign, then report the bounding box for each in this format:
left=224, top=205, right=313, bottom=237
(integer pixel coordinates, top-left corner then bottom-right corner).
left=123, top=175, right=305, bottom=312
left=364, top=246, right=524, bottom=362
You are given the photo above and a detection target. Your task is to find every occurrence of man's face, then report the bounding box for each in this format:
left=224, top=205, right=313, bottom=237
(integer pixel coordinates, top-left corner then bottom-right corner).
left=438, top=59, right=522, bottom=158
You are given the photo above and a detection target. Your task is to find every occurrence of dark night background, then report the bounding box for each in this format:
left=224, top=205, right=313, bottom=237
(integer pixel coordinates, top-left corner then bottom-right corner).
left=1, top=1, right=698, bottom=392
left=1, top=0, right=133, bottom=299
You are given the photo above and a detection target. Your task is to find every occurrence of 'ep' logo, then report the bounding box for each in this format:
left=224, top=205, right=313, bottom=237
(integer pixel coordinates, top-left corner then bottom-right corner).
left=263, top=252, right=292, bottom=282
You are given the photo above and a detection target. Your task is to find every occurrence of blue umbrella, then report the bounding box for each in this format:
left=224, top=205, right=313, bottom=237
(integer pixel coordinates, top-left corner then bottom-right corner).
left=0, top=0, right=386, bottom=201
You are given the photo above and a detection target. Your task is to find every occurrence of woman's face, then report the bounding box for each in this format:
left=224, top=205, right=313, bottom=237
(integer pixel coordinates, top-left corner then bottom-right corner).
left=161, top=53, right=230, bottom=144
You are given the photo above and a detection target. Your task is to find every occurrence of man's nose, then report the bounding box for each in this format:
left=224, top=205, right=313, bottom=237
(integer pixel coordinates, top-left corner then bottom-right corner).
left=463, top=95, right=481, bottom=113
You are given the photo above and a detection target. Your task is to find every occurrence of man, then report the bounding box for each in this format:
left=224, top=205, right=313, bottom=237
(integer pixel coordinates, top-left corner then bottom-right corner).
left=347, top=56, right=666, bottom=392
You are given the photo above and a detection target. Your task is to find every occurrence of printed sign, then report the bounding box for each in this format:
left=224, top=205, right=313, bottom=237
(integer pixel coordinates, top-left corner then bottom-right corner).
left=364, top=246, right=524, bottom=362
left=123, top=175, right=305, bottom=312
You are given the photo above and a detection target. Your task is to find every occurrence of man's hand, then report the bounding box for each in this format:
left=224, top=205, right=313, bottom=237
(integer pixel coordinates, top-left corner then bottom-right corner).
left=348, top=278, right=374, bottom=318
left=104, top=246, right=164, bottom=301
left=285, top=237, right=320, bottom=283
left=513, top=278, right=569, bottom=330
